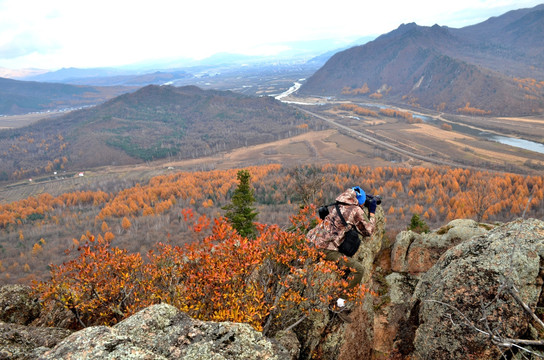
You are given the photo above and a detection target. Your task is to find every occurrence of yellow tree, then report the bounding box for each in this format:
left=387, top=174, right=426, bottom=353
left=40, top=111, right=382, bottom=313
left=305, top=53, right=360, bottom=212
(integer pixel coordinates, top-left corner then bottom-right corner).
left=121, top=217, right=132, bottom=231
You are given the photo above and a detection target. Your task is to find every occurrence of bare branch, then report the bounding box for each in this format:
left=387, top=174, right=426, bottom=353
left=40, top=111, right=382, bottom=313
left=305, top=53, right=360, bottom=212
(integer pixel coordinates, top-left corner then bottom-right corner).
left=426, top=299, right=544, bottom=357
left=284, top=315, right=308, bottom=332
left=507, top=282, right=544, bottom=331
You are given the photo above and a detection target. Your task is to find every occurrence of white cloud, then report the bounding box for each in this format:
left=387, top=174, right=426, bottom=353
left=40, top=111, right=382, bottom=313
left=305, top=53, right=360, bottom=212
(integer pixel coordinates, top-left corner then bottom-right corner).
left=0, top=0, right=542, bottom=69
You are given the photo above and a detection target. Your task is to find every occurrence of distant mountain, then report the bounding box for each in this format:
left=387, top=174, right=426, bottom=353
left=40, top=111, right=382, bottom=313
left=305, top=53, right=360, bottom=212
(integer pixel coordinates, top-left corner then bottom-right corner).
left=298, top=4, right=544, bottom=116
left=15, top=37, right=375, bottom=88
left=24, top=67, right=131, bottom=82
left=0, top=85, right=313, bottom=180
left=0, top=67, right=47, bottom=79
left=49, top=71, right=194, bottom=87
left=0, top=77, right=131, bottom=115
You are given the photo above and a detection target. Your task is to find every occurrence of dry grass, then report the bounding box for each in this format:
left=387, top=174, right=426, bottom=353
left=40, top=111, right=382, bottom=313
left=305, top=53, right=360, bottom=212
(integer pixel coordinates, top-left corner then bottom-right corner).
left=447, top=140, right=528, bottom=164
left=0, top=112, right=62, bottom=129
left=405, top=123, right=474, bottom=141
left=496, top=116, right=544, bottom=124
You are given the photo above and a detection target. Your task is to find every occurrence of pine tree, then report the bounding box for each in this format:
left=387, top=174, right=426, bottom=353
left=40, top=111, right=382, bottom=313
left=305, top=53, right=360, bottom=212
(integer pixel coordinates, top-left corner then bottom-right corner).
left=223, top=169, right=258, bottom=238
left=407, top=213, right=430, bottom=234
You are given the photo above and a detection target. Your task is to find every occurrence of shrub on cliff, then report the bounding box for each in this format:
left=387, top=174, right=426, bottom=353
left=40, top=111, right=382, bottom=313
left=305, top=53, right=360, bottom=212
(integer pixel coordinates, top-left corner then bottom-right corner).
left=33, top=206, right=370, bottom=334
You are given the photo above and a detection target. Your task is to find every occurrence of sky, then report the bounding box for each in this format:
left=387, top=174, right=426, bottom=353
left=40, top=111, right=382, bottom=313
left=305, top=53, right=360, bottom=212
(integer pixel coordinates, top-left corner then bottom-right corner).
left=0, top=0, right=542, bottom=71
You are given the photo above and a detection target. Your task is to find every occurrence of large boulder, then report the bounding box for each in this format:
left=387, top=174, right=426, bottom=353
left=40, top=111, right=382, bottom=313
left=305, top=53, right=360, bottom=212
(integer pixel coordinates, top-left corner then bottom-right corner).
left=37, top=303, right=293, bottom=360
left=0, top=285, right=40, bottom=325
left=345, top=219, right=493, bottom=359
left=396, top=218, right=544, bottom=359
left=0, top=285, right=72, bottom=360
left=391, top=219, right=493, bottom=275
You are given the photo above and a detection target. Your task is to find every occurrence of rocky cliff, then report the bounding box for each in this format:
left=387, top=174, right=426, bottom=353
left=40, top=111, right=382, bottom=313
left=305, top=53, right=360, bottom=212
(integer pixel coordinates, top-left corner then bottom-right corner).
left=1, top=217, right=543, bottom=359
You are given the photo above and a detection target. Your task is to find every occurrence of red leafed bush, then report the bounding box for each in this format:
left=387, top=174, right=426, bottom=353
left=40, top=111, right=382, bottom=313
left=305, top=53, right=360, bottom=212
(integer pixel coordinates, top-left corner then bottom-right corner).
left=34, top=206, right=370, bottom=334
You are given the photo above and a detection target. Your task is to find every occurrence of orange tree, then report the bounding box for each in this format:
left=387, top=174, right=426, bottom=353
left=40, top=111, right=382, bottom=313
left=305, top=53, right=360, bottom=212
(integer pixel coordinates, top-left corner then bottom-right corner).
left=34, top=206, right=370, bottom=334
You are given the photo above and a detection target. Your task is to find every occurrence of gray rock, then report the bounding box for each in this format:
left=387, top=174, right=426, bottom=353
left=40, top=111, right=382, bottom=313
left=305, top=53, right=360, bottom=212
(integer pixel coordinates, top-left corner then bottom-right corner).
left=0, top=285, right=40, bottom=325
left=399, top=218, right=544, bottom=360
left=273, top=330, right=300, bottom=359
left=0, top=321, right=71, bottom=360
left=391, top=218, right=493, bottom=274
left=40, top=303, right=292, bottom=360
left=386, top=272, right=418, bottom=305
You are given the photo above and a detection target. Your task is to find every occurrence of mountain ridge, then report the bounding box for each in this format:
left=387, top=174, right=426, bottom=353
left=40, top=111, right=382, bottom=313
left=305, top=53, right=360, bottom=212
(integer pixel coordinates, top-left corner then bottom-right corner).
left=0, top=85, right=314, bottom=180
left=298, top=4, right=544, bottom=116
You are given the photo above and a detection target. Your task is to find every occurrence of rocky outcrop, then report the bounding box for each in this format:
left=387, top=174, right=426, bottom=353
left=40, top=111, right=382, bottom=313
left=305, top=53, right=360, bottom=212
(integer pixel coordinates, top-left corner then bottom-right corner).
left=0, top=287, right=293, bottom=360
left=396, top=218, right=544, bottom=359
left=391, top=219, right=493, bottom=275
left=0, top=285, right=72, bottom=359
left=0, top=322, right=72, bottom=360
left=1, top=217, right=543, bottom=360
left=37, top=303, right=292, bottom=360
left=346, top=218, right=494, bottom=359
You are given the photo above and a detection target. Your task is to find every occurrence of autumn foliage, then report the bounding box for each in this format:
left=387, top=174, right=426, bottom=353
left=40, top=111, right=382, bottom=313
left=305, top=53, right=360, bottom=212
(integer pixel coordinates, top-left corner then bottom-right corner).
left=457, top=102, right=492, bottom=115
left=2, top=164, right=543, bottom=285
left=337, top=103, right=379, bottom=117
left=379, top=108, right=419, bottom=123
left=34, top=206, right=367, bottom=334
left=342, top=84, right=371, bottom=95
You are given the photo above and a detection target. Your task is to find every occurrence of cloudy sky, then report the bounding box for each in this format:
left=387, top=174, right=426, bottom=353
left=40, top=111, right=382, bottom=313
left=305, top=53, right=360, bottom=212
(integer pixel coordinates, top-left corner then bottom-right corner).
left=0, top=0, right=542, bottom=70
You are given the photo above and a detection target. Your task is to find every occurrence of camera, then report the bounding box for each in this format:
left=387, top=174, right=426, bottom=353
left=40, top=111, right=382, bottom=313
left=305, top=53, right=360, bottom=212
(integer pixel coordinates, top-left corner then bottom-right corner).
left=364, top=194, right=382, bottom=208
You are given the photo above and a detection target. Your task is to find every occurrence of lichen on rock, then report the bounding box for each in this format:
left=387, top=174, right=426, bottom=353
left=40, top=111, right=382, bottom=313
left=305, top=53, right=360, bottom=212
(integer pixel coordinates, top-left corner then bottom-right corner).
left=401, top=218, right=544, bottom=359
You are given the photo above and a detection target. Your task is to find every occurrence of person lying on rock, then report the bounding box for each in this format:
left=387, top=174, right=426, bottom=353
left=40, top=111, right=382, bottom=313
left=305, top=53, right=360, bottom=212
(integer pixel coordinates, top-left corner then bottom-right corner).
left=306, top=186, right=377, bottom=320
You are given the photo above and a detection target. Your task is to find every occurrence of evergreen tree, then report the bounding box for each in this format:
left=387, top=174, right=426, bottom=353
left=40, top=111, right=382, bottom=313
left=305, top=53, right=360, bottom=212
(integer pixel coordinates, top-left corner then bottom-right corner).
left=408, top=213, right=430, bottom=234
left=223, top=169, right=258, bottom=238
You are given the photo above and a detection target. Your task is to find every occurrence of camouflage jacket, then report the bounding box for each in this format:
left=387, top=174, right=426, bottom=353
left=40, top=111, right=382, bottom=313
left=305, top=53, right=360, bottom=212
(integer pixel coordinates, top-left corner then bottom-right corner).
left=307, top=188, right=375, bottom=251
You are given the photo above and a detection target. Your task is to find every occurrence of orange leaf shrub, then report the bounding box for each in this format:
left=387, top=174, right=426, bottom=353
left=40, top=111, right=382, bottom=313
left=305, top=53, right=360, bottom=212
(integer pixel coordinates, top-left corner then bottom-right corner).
left=34, top=207, right=369, bottom=334
left=34, top=234, right=150, bottom=328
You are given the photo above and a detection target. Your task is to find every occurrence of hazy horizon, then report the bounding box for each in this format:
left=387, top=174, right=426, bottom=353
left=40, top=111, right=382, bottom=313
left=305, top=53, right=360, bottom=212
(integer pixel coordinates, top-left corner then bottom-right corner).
left=0, top=0, right=543, bottom=72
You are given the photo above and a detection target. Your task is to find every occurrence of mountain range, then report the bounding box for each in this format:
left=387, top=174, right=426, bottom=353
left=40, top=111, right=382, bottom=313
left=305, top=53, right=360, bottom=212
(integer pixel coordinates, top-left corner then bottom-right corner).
left=298, top=4, right=544, bottom=116
left=2, top=6, right=542, bottom=117
left=0, top=37, right=373, bottom=89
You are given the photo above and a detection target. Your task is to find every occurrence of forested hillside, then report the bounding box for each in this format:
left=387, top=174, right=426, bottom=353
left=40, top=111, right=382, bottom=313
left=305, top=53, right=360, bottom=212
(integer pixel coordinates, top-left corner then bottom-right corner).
left=1, top=163, right=542, bottom=284
left=0, top=85, right=316, bottom=181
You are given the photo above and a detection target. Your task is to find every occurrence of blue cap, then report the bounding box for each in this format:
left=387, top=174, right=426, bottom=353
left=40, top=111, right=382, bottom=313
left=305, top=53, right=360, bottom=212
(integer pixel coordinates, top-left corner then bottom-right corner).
left=352, top=186, right=366, bottom=205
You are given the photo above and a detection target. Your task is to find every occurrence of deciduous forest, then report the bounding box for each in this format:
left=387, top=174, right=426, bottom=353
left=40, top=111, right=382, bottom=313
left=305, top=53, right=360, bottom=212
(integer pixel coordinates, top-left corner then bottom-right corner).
left=1, top=164, right=542, bottom=286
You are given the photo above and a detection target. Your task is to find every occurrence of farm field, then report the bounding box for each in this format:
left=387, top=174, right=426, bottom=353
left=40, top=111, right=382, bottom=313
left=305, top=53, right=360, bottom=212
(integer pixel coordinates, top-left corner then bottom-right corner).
left=290, top=96, right=544, bottom=174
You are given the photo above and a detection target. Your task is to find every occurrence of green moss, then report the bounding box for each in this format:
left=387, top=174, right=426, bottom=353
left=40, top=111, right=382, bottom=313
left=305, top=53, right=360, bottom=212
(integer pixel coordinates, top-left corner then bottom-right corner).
left=436, top=225, right=453, bottom=235
left=478, top=223, right=494, bottom=231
